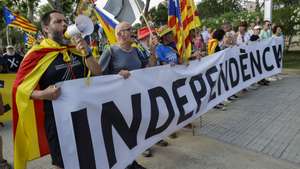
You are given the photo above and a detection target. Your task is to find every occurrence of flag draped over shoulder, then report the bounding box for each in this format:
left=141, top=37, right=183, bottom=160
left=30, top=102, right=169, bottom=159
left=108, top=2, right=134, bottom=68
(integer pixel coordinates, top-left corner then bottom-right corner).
left=3, top=6, right=37, bottom=34
left=12, top=39, right=83, bottom=169
left=93, top=6, right=118, bottom=45
left=168, top=0, right=201, bottom=62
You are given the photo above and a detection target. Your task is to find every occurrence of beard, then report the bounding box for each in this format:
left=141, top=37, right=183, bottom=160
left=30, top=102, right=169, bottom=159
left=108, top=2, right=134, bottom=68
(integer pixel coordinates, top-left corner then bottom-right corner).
left=52, top=31, right=69, bottom=45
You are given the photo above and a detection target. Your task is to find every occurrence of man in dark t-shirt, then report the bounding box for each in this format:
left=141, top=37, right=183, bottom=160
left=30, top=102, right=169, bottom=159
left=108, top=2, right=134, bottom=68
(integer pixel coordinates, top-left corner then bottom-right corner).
left=2, top=45, right=23, bottom=73
left=27, top=10, right=101, bottom=169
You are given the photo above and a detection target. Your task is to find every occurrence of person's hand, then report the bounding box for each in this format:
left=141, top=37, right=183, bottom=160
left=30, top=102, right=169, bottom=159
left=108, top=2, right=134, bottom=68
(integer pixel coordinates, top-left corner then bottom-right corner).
left=74, top=35, right=89, bottom=56
left=118, top=70, right=130, bottom=79
left=41, top=85, right=61, bottom=100
left=191, top=50, right=202, bottom=61
left=0, top=105, right=5, bottom=116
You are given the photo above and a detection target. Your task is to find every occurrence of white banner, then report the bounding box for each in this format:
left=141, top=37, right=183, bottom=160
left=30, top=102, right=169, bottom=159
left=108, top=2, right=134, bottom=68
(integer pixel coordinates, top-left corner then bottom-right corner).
left=53, top=37, right=284, bottom=169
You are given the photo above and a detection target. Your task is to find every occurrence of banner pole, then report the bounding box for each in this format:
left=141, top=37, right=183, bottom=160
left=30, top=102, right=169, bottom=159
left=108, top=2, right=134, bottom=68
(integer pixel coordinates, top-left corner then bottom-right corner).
left=133, top=0, right=153, bottom=37
left=6, top=26, right=10, bottom=45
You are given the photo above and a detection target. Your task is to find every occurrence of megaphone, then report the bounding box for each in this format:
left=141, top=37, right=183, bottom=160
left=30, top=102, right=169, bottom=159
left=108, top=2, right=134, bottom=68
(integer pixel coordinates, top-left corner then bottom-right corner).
left=64, top=15, right=94, bottom=39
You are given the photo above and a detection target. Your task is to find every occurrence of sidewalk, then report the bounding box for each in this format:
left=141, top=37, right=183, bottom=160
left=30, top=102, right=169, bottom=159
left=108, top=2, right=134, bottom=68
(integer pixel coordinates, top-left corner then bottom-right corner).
left=2, top=73, right=300, bottom=169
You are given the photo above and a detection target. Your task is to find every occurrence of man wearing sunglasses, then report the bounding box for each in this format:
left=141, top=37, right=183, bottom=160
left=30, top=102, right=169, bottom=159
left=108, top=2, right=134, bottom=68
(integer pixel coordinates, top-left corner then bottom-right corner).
left=260, top=20, right=272, bottom=40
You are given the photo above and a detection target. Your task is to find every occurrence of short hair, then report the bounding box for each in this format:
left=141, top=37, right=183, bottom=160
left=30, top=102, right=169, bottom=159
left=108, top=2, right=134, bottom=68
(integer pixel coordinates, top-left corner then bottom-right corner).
left=239, top=21, right=248, bottom=28
left=212, top=29, right=225, bottom=41
left=40, top=10, right=63, bottom=28
left=272, top=25, right=281, bottom=34
left=115, top=22, right=131, bottom=37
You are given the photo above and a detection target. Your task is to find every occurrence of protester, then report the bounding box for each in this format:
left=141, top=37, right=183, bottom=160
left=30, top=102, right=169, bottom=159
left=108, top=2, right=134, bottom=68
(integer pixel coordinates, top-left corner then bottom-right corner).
left=271, top=25, right=284, bottom=81
left=155, top=25, right=179, bottom=65
left=272, top=25, right=283, bottom=38
left=190, top=28, right=205, bottom=59
left=236, top=21, right=251, bottom=45
left=258, top=20, right=273, bottom=84
left=99, top=21, right=148, bottom=169
left=207, top=29, right=225, bottom=55
left=250, top=25, right=262, bottom=42
left=260, top=20, right=272, bottom=40
left=201, top=26, right=211, bottom=45
left=13, top=10, right=101, bottom=169
left=248, top=22, right=256, bottom=35
left=0, top=94, right=11, bottom=169
left=2, top=45, right=23, bottom=73
left=135, top=26, right=157, bottom=66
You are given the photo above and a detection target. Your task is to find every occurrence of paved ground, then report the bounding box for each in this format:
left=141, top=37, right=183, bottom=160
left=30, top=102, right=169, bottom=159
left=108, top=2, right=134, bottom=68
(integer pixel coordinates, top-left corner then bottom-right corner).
left=1, top=72, right=300, bottom=169
left=198, top=73, right=300, bottom=165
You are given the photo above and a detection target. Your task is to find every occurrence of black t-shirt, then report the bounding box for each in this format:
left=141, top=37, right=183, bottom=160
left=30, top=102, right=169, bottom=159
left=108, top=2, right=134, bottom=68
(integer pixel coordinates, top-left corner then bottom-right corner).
left=2, top=53, right=23, bottom=73
left=39, top=53, right=86, bottom=114
left=39, top=52, right=86, bottom=168
left=250, top=35, right=260, bottom=41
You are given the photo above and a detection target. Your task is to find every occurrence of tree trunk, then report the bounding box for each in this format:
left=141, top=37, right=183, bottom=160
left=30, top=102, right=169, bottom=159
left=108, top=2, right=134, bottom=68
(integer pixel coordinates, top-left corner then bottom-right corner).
left=47, top=0, right=63, bottom=11
left=286, top=36, right=293, bottom=51
left=27, top=0, right=34, bottom=21
left=144, top=0, right=151, bottom=19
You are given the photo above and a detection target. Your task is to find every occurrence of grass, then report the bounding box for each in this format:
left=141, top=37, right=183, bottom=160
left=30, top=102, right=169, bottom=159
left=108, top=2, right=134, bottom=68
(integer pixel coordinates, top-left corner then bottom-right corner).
left=283, top=51, right=300, bottom=69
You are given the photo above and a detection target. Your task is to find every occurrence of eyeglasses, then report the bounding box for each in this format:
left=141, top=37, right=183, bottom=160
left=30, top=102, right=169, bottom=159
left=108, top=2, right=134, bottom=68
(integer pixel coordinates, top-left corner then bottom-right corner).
left=119, top=28, right=132, bottom=33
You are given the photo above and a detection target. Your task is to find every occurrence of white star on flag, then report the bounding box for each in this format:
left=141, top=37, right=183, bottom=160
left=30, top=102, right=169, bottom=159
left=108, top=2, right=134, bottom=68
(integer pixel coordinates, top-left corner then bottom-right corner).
left=9, top=14, right=15, bottom=20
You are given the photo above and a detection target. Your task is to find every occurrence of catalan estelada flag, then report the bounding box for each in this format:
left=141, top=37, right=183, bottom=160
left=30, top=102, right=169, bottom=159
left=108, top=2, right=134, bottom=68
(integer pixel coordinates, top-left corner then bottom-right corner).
left=190, top=0, right=201, bottom=30
left=168, top=0, right=201, bottom=62
left=3, top=6, right=38, bottom=34
left=93, top=6, right=118, bottom=45
left=12, top=39, right=83, bottom=169
left=24, top=33, right=36, bottom=47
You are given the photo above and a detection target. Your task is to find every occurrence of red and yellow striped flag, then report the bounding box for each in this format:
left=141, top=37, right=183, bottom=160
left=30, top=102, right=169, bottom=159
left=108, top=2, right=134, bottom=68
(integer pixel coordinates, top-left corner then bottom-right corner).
left=12, top=39, right=82, bottom=169
left=3, top=7, right=38, bottom=34
left=168, top=0, right=201, bottom=63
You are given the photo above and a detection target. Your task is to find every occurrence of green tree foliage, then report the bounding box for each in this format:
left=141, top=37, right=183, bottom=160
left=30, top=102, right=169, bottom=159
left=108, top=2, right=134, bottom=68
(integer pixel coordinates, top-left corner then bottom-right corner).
left=197, top=0, right=242, bottom=19
left=0, top=0, right=39, bottom=49
left=148, top=3, right=168, bottom=27
left=47, top=0, right=76, bottom=17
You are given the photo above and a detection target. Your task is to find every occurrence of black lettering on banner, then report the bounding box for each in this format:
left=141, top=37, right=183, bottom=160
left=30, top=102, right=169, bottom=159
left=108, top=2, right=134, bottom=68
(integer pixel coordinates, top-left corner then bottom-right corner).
left=71, top=108, right=96, bottom=169
left=262, top=47, right=274, bottom=71
left=101, top=94, right=142, bottom=168
left=217, top=62, right=229, bottom=96
left=249, top=50, right=262, bottom=77
left=189, top=73, right=207, bottom=113
left=172, top=78, right=193, bottom=124
left=205, top=66, right=218, bottom=102
left=228, top=58, right=240, bottom=88
left=239, top=49, right=251, bottom=82
left=272, top=45, right=283, bottom=68
left=146, top=87, right=175, bottom=139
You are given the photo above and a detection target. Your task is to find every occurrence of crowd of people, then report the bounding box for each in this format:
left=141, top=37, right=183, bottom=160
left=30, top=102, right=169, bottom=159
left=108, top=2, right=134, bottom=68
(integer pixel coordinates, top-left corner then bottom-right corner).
left=0, top=9, right=284, bottom=169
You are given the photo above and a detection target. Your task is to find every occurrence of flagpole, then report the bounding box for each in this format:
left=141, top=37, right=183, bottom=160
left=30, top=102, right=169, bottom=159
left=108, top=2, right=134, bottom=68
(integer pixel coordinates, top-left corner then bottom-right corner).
left=6, top=26, right=10, bottom=45
left=133, top=0, right=153, bottom=37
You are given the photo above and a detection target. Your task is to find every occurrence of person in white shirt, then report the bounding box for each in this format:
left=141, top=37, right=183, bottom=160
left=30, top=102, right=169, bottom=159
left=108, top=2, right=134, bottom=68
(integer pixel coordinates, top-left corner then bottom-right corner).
left=201, top=26, right=211, bottom=44
left=236, top=21, right=251, bottom=45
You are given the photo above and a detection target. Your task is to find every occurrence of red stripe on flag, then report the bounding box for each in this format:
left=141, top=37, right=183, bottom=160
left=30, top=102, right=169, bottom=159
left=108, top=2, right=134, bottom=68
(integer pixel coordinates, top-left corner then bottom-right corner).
left=182, top=16, right=193, bottom=29
left=15, top=17, right=37, bottom=28
left=10, top=22, right=37, bottom=32
left=13, top=48, right=60, bottom=137
left=34, top=96, right=49, bottom=156
left=168, top=16, right=177, bottom=27
left=181, top=0, right=187, bottom=11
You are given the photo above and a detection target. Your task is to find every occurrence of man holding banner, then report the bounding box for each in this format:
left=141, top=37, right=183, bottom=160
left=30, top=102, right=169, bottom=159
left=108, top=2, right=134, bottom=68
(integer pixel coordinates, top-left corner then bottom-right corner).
left=13, top=10, right=101, bottom=169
